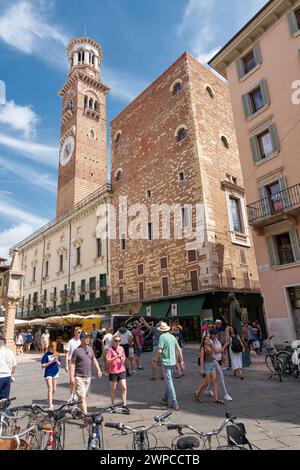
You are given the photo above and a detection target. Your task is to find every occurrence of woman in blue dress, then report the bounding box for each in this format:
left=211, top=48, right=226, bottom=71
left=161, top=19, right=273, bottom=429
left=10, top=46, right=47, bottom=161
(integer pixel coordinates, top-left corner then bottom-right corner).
left=41, top=341, right=61, bottom=410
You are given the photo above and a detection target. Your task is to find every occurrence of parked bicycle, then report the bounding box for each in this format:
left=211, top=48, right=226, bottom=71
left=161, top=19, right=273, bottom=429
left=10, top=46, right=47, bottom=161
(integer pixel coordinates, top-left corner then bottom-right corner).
left=71, top=403, right=119, bottom=450
left=167, top=413, right=259, bottom=450
left=105, top=411, right=172, bottom=450
left=264, top=336, right=289, bottom=381
left=0, top=424, right=38, bottom=450
left=0, top=397, right=17, bottom=437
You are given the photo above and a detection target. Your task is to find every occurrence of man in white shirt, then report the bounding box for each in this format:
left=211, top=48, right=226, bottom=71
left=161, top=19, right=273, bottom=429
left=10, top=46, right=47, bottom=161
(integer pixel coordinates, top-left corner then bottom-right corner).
left=65, top=327, right=82, bottom=402
left=0, top=339, right=17, bottom=400
left=114, top=323, right=133, bottom=377
left=206, top=330, right=232, bottom=401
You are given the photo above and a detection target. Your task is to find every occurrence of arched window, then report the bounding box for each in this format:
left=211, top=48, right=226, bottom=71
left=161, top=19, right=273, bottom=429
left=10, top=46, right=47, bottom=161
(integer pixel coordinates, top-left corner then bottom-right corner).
left=115, top=131, right=122, bottom=143
left=89, top=98, right=94, bottom=109
left=115, top=169, right=123, bottom=182
left=206, top=86, right=215, bottom=99
left=173, top=82, right=182, bottom=96
left=84, top=95, right=88, bottom=108
left=221, top=136, right=229, bottom=149
left=177, top=127, right=187, bottom=142
left=78, top=51, right=82, bottom=63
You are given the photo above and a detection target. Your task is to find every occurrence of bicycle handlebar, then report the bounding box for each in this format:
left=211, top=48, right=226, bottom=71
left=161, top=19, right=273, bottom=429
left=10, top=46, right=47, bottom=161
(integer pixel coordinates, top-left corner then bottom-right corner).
left=154, top=411, right=172, bottom=423
left=105, top=422, right=122, bottom=430
left=105, top=412, right=172, bottom=434
left=167, top=414, right=237, bottom=437
left=0, top=397, right=16, bottom=410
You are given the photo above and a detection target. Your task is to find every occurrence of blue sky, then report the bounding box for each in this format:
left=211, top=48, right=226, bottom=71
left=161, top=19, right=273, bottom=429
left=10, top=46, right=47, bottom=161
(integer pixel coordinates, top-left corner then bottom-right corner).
left=0, top=0, right=268, bottom=258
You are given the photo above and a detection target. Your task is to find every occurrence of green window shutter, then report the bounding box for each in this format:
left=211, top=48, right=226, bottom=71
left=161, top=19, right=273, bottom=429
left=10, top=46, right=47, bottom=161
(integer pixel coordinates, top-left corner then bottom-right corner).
left=242, top=93, right=252, bottom=118
left=289, top=229, right=300, bottom=261
left=253, top=43, right=262, bottom=66
left=287, top=10, right=299, bottom=35
left=268, top=123, right=280, bottom=154
left=279, top=175, right=291, bottom=210
left=266, top=236, right=279, bottom=266
left=259, top=186, right=270, bottom=218
left=236, top=58, right=245, bottom=80
left=260, top=79, right=270, bottom=106
left=250, top=135, right=261, bottom=163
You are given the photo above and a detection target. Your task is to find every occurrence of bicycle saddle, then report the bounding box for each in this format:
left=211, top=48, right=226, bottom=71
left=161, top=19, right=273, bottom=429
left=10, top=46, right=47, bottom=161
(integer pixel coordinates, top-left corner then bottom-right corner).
left=176, top=436, right=200, bottom=450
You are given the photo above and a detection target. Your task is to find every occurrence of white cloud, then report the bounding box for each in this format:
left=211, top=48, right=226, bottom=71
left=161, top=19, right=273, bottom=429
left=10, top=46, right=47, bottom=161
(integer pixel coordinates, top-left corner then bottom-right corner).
left=0, top=196, right=48, bottom=227
left=0, top=100, right=39, bottom=139
left=0, top=133, right=57, bottom=167
left=0, top=156, right=56, bottom=193
left=178, top=0, right=269, bottom=65
left=0, top=223, right=39, bottom=259
left=103, top=68, right=148, bottom=103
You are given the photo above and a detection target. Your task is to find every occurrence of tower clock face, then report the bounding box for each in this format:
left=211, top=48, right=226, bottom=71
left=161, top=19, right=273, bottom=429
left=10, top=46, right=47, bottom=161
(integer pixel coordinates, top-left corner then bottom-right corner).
left=60, top=136, right=75, bottom=166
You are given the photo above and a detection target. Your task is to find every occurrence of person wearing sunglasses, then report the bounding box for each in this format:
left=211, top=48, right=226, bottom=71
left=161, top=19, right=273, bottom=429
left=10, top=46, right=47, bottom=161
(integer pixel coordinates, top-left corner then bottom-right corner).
left=70, top=332, right=102, bottom=414
left=65, top=326, right=82, bottom=403
left=106, top=336, right=128, bottom=413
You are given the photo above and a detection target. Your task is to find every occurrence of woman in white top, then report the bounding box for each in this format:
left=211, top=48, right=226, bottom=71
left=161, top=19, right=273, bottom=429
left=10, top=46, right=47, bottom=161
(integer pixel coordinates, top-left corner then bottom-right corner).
left=229, top=326, right=245, bottom=380
left=15, top=332, right=24, bottom=355
left=65, top=327, right=82, bottom=402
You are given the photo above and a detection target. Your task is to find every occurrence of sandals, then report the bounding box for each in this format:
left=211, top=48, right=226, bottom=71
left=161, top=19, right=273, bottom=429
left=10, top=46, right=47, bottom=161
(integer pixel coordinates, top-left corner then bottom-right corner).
left=194, top=392, right=202, bottom=402
left=214, top=400, right=224, bottom=405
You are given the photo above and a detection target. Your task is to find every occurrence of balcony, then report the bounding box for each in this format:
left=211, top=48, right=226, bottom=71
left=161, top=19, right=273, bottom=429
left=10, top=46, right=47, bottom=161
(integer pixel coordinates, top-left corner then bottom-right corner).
left=247, top=184, right=300, bottom=227
left=60, top=289, right=70, bottom=299
left=78, top=285, right=88, bottom=295
left=62, top=297, right=108, bottom=313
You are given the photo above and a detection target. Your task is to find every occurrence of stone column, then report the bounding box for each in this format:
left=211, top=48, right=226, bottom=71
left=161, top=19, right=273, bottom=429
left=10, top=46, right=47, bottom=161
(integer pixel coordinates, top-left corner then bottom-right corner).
left=84, top=50, right=89, bottom=65
left=3, top=299, right=16, bottom=352
left=94, top=56, right=99, bottom=69
left=73, top=51, right=79, bottom=66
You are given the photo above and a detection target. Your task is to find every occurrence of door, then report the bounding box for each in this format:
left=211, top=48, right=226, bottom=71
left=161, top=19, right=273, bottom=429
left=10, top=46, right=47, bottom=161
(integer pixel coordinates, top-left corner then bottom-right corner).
left=161, top=277, right=169, bottom=297
left=190, top=270, right=199, bottom=292
left=287, top=286, right=300, bottom=339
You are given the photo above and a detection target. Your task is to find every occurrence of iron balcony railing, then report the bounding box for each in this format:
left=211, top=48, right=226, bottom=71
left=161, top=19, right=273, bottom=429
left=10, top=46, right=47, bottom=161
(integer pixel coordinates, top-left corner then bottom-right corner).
left=247, top=183, right=300, bottom=225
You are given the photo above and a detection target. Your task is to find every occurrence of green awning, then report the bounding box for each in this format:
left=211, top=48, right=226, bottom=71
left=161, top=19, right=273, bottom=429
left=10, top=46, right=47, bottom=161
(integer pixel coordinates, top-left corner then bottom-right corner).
left=139, top=300, right=171, bottom=319
left=166, top=295, right=206, bottom=319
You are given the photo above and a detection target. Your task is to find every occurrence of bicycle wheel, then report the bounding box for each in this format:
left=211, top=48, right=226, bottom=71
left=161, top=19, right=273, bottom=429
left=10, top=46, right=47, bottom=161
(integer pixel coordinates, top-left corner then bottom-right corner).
left=277, top=352, right=295, bottom=376
left=265, top=354, right=276, bottom=374
left=275, top=358, right=284, bottom=378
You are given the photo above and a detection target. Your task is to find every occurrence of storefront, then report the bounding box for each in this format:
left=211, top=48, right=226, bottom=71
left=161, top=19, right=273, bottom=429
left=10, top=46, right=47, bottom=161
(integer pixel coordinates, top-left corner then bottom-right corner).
left=287, top=286, right=300, bottom=339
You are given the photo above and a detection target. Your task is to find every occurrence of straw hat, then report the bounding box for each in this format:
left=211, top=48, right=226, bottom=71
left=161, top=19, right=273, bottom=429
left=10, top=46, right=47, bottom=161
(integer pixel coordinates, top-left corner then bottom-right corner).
left=157, top=322, right=171, bottom=332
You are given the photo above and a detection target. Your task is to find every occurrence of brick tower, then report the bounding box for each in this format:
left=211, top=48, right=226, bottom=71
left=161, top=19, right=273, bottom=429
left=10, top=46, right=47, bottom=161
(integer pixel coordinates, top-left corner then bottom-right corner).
left=56, top=37, right=109, bottom=220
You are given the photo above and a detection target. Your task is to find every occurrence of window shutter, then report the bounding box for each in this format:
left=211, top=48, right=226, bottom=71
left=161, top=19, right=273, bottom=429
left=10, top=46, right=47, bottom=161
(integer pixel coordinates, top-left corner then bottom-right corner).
left=268, top=123, right=280, bottom=154
left=279, top=175, right=291, bottom=210
left=287, top=10, right=299, bottom=35
left=253, top=43, right=262, bottom=66
left=242, top=93, right=252, bottom=118
left=250, top=135, right=261, bottom=163
left=259, top=186, right=270, bottom=218
left=260, top=79, right=270, bottom=106
left=236, top=58, right=245, bottom=80
left=289, top=229, right=300, bottom=261
left=266, top=236, right=279, bottom=266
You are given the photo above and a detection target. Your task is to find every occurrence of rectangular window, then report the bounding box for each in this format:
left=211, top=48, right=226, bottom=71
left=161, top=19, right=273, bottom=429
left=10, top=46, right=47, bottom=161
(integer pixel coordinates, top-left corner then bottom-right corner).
left=146, top=190, right=152, bottom=198
left=160, top=257, right=168, bottom=269
left=43, top=289, right=47, bottom=301
left=71, top=281, right=76, bottom=296
left=100, top=273, right=107, bottom=288
left=89, top=277, right=96, bottom=291
left=296, top=7, right=300, bottom=28
left=275, top=233, right=295, bottom=265
left=243, top=272, right=250, bottom=289
left=229, top=197, right=243, bottom=233
left=190, top=270, right=199, bottom=292
left=187, top=250, right=197, bottom=263
left=32, top=267, right=36, bottom=282
left=138, top=282, right=144, bottom=300
left=250, top=123, right=279, bottom=163
left=90, top=292, right=96, bottom=300
left=161, top=276, right=169, bottom=297
left=119, top=286, right=124, bottom=303
left=119, top=269, right=124, bottom=280
left=265, top=181, right=282, bottom=213
left=225, top=270, right=234, bottom=289
left=76, top=247, right=81, bottom=266
left=97, top=239, right=102, bottom=257
left=148, top=222, right=153, bottom=241
left=287, top=8, right=300, bottom=35
left=59, top=254, right=63, bottom=272
left=240, top=250, right=247, bottom=264
left=81, top=279, right=86, bottom=293
left=178, top=171, right=185, bottom=182
left=33, top=292, right=38, bottom=305
left=249, top=87, right=264, bottom=113
left=182, top=207, right=190, bottom=228
left=257, top=130, right=273, bottom=159
left=243, top=51, right=256, bottom=75
left=137, top=264, right=144, bottom=275
left=120, top=233, right=126, bottom=251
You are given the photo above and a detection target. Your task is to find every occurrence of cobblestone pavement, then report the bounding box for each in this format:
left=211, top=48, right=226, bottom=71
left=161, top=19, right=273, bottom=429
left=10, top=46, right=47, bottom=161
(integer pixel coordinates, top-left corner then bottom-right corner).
left=12, top=346, right=300, bottom=450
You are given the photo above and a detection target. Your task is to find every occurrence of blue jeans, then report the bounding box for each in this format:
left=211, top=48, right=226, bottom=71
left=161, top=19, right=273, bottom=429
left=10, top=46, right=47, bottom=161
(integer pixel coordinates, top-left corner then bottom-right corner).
left=0, top=377, right=11, bottom=399
left=162, top=366, right=177, bottom=406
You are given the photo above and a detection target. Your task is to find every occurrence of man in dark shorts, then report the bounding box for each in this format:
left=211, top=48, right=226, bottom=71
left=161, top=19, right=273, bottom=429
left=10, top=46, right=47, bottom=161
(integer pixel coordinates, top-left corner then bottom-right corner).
left=114, top=323, right=133, bottom=377
left=70, top=332, right=102, bottom=414
left=105, top=336, right=128, bottom=413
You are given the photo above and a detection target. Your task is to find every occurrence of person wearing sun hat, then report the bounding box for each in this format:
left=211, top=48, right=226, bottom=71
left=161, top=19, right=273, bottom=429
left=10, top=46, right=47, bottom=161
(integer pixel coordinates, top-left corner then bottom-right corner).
left=152, top=322, right=185, bottom=411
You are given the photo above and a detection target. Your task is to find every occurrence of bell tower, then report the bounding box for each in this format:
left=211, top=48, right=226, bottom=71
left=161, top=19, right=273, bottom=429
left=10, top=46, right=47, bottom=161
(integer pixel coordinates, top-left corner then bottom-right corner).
left=56, top=36, right=109, bottom=220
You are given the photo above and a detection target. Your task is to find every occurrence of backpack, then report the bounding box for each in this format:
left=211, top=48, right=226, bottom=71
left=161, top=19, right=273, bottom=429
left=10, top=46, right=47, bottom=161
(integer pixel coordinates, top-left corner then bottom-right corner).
left=231, top=336, right=243, bottom=353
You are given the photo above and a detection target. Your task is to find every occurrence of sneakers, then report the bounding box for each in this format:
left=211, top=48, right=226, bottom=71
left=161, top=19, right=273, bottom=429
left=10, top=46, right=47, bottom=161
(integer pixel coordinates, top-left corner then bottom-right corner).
left=121, top=405, right=130, bottom=413
left=224, top=394, right=233, bottom=401
left=161, top=398, right=169, bottom=407
left=170, top=403, right=180, bottom=411
left=138, top=367, right=144, bottom=371
left=110, top=405, right=116, bottom=413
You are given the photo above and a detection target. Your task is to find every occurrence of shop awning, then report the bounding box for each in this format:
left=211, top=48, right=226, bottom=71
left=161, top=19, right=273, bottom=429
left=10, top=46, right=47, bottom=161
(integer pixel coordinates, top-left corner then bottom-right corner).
left=166, top=295, right=206, bottom=319
left=139, top=300, right=171, bottom=319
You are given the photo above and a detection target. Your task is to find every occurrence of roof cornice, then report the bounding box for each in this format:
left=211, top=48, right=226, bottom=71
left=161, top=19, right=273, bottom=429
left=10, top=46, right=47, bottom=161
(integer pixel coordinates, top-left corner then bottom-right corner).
left=209, top=0, right=298, bottom=77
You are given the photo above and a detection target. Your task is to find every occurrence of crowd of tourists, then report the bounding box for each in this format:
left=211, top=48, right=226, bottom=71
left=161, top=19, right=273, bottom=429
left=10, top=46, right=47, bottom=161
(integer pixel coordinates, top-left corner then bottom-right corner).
left=0, top=292, right=264, bottom=415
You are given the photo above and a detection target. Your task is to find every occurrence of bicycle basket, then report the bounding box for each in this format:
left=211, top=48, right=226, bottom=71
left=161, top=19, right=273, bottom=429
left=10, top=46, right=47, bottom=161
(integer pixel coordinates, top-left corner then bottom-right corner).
left=226, top=423, right=248, bottom=447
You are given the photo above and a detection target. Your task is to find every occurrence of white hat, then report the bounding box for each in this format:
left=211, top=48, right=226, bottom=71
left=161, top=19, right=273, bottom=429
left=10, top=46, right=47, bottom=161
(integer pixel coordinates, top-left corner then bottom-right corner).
left=216, top=319, right=222, bottom=323
left=157, top=322, right=171, bottom=332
